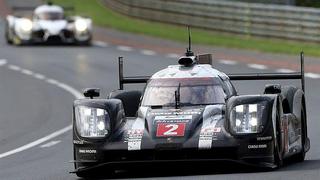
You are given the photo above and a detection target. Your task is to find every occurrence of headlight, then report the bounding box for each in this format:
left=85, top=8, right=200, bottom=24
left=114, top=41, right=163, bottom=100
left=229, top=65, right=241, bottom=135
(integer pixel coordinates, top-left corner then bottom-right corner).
left=75, top=106, right=110, bottom=138
left=20, top=19, right=33, bottom=32
left=230, top=104, right=262, bottom=134
left=75, top=19, right=88, bottom=32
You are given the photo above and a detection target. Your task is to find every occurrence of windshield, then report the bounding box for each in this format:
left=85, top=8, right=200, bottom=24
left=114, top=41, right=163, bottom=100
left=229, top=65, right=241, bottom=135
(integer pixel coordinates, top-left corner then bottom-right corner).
left=142, top=78, right=226, bottom=107
left=37, top=12, right=64, bottom=20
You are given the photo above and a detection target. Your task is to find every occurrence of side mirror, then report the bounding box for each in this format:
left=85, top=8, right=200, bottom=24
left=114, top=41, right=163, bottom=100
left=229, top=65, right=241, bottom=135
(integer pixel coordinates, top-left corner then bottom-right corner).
left=83, top=88, right=100, bottom=99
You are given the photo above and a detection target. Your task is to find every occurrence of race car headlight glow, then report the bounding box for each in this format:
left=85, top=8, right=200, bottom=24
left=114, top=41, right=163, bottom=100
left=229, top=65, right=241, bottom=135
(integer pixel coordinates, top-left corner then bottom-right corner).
left=230, top=104, right=262, bottom=134
left=20, top=19, right=33, bottom=32
left=75, top=106, right=110, bottom=138
left=75, top=19, right=88, bottom=32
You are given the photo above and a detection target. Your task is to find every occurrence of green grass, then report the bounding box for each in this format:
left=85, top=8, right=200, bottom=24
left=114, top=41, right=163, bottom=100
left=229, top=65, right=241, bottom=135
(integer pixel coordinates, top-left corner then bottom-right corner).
left=54, top=0, right=320, bottom=57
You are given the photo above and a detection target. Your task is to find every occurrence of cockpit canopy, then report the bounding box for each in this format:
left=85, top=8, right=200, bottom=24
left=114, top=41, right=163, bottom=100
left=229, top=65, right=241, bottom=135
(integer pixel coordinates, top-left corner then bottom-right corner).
left=34, top=5, right=64, bottom=20
left=141, top=77, right=227, bottom=107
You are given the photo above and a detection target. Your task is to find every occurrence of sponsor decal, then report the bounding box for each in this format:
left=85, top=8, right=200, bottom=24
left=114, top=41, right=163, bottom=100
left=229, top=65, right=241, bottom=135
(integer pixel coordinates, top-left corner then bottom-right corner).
left=156, top=123, right=186, bottom=137
left=127, top=129, right=144, bottom=151
left=150, top=111, right=201, bottom=116
left=248, top=144, right=267, bottom=149
left=198, top=127, right=220, bottom=149
left=79, top=149, right=97, bottom=154
left=198, top=105, right=223, bottom=149
left=257, top=136, right=272, bottom=141
left=73, top=140, right=84, bottom=145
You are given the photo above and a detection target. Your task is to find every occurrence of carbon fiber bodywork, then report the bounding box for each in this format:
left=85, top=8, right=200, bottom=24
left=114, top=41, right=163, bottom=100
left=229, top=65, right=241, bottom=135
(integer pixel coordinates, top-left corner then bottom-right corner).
left=72, top=56, right=309, bottom=175
left=72, top=96, right=283, bottom=173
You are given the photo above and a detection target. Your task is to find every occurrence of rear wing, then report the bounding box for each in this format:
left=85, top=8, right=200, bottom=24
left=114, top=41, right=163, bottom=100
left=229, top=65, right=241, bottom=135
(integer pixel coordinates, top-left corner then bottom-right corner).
left=118, top=52, right=305, bottom=92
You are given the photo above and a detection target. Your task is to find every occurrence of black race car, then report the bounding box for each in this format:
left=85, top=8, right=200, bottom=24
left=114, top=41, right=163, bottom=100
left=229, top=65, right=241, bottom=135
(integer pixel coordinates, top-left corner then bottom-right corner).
left=71, top=46, right=309, bottom=177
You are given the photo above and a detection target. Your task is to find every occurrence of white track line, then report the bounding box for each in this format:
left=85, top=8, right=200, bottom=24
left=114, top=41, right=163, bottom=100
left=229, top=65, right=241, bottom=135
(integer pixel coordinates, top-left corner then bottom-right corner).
left=40, top=140, right=61, bottom=148
left=141, top=49, right=156, bottom=56
left=276, top=68, right=295, bottom=73
left=21, top=69, right=33, bottom=76
left=218, top=59, right=238, bottom=65
left=92, top=41, right=108, bottom=48
left=0, top=63, right=83, bottom=159
left=33, top=73, right=46, bottom=80
left=166, top=53, right=180, bottom=59
left=0, top=126, right=71, bottom=159
left=8, top=65, right=21, bottom=71
left=0, top=59, right=7, bottom=66
left=46, top=78, right=59, bottom=85
left=305, top=73, right=320, bottom=79
left=248, top=64, right=268, bottom=70
left=117, top=45, right=133, bottom=52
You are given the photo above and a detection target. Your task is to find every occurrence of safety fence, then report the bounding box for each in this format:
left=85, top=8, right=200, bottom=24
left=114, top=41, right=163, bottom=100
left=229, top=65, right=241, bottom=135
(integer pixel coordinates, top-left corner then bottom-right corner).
left=104, top=0, right=320, bottom=42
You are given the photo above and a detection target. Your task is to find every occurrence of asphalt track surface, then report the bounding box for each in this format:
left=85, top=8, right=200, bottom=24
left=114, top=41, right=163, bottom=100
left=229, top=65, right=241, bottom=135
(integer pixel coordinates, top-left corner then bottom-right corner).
left=0, top=19, right=320, bottom=180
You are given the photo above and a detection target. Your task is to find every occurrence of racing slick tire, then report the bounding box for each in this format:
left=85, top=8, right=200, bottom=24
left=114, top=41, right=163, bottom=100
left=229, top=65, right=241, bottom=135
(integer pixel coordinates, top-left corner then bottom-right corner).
left=291, top=107, right=307, bottom=162
left=274, top=108, right=283, bottom=168
left=108, top=90, right=142, bottom=117
left=281, top=86, right=307, bottom=162
left=12, top=34, right=23, bottom=46
left=4, top=21, right=13, bottom=44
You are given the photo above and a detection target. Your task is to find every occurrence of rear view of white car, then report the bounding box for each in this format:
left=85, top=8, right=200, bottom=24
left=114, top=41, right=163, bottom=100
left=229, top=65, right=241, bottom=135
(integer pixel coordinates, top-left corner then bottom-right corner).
left=5, top=3, right=92, bottom=45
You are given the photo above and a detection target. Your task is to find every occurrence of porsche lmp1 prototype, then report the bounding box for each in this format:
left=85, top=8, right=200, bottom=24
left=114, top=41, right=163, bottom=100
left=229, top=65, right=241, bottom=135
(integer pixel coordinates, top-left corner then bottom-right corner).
left=5, top=3, right=92, bottom=45
left=72, top=46, right=309, bottom=177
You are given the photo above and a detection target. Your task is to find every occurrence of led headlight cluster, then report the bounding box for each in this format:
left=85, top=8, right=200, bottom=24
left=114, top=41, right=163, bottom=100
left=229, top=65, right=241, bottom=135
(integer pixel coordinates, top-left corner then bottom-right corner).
left=75, top=106, right=110, bottom=138
left=230, top=104, right=262, bottom=134
left=75, top=19, right=88, bottom=32
left=20, top=19, right=33, bottom=32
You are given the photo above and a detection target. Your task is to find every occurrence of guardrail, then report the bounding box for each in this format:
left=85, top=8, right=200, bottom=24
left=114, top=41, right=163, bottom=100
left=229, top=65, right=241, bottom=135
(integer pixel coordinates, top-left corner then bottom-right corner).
left=104, top=0, right=320, bottom=42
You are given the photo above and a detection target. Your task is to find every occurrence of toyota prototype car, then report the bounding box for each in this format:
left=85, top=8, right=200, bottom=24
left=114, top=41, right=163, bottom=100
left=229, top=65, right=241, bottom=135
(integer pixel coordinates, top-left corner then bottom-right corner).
left=5, top=3, right=92, bottom=45
left=72, top=47, right=309, bottom=177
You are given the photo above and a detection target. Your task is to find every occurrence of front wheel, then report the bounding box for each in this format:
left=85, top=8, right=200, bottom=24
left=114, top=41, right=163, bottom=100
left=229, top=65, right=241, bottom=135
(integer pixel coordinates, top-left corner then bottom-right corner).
left=274, top=109, right=283, bottom=168
left=291, top=108, right=307, bottom=162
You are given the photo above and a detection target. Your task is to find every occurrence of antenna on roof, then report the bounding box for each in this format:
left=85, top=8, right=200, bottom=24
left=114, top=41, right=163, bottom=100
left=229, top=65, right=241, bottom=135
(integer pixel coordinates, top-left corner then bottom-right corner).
left=185, top=26, right=194, bottom=57
left=46, top=1, right=53, bottom=5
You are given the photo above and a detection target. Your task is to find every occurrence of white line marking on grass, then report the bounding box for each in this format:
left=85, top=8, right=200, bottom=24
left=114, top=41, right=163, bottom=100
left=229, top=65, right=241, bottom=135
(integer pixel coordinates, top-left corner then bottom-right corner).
left=40, top=140, right=61, bottom=148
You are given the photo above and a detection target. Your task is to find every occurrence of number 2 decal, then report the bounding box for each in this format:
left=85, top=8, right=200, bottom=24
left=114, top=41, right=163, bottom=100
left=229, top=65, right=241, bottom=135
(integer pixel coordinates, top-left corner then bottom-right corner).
left=163, top=124, right=179, bottom=135
left=156, top=123, right=186, bottom=137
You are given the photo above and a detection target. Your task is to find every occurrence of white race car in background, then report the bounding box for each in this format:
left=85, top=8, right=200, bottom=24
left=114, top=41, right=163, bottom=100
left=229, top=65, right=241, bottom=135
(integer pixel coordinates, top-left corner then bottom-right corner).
left=5, top=3, right=92, bottom=45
